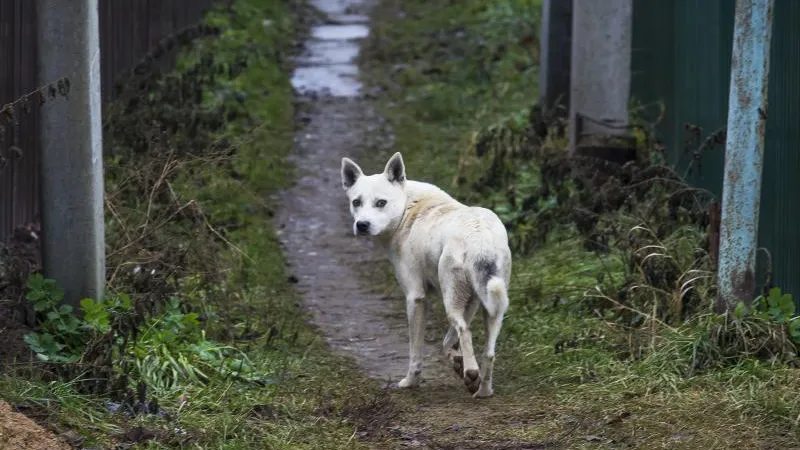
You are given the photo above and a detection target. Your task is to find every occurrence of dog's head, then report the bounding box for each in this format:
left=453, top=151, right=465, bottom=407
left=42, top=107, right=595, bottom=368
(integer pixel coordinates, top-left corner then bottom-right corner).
left=340, top=152, right=407, bottom=237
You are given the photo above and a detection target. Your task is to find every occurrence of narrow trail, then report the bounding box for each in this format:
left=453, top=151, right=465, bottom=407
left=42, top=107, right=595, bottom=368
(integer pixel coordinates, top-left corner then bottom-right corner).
left=275, top=4, right=556, bottom=448
left=278, top=0, right=458, bottom=390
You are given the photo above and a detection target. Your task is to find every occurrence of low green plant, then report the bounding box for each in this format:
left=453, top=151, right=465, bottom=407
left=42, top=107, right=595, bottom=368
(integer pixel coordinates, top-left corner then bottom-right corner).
left=130, top=297, right=271, bottom=395
left=736, top=287, right=800, bottom=345
left=23, top=273, right=268, bottom=398
left=23, top=274, right=81, bottom=362
left=23, top=273, right=134, bottom=363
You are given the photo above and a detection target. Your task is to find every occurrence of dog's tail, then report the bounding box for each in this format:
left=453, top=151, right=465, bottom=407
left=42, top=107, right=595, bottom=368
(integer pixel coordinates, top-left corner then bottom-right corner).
left=472, top=258, right=509, bottom=318
left=485, top=276, right=508, bottom=318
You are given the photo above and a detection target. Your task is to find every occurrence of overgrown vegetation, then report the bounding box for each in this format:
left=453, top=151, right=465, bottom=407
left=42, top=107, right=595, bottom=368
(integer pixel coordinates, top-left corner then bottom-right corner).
left=0, top=1, right=382, bottom=448
left=362, top=0, right=800, bottom=446
left=4, top=0, right=800, bottom=447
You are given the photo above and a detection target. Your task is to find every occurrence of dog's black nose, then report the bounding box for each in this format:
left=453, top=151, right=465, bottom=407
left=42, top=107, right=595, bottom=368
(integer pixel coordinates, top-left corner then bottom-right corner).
left=356, top=221, right=370, bottom=233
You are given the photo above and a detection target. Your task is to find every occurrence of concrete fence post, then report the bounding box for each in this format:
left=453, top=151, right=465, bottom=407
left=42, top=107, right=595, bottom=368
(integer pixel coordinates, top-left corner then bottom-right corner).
left=716, top=0, right=775, bottom=313
left=36, top=0, right=106, bottom=309
left=568, top=0, right=636, bottom=163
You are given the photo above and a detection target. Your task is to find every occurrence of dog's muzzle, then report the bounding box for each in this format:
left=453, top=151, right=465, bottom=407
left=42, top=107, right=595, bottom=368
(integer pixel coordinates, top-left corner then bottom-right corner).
left=355, top=220, right=370, bottom=236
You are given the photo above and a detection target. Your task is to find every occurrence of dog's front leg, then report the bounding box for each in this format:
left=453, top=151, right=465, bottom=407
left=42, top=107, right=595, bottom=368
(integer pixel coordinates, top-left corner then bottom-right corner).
left=395, top=266, right=426, bottom=389
left=397, top=292, right=426, bottom=388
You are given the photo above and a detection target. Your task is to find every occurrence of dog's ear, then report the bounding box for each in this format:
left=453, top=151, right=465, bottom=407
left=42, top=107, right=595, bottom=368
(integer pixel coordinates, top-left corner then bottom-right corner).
left=383, top=152, right=405, bottom=184
left=341, top=157, right=363, bottom=190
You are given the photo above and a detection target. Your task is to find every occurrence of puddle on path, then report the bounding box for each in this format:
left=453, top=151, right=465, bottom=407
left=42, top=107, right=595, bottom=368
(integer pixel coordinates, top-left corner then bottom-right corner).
left=290, top=1, right=370, bottom=98
left=296, top=40, right=360, bottom=65
left=309, top=0, right=369, bottom=18
left=311, top=24, right=369, bottom=40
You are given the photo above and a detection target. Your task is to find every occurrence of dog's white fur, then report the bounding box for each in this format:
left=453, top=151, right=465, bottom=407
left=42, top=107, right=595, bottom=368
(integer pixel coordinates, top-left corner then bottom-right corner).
left=340, top=152, right=511, bottom=398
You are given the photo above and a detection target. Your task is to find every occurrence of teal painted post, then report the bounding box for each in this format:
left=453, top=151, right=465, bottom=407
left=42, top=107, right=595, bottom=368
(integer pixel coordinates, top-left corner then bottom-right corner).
left=717, top=0, right=775, bottom=313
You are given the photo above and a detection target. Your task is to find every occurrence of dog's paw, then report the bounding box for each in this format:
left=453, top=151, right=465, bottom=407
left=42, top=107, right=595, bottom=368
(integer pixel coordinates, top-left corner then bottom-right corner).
left=464, top=369, right=481, bottom=394
left=472, top=383, right=493, bottom=399
left=397, top=376, right=420, bottom=389
left=465, top=379, right=481, bottom=394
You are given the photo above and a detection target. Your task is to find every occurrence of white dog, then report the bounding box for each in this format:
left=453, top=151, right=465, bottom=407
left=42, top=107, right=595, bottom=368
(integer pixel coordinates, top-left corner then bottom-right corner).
left=340, top=152, right=511, bottom=398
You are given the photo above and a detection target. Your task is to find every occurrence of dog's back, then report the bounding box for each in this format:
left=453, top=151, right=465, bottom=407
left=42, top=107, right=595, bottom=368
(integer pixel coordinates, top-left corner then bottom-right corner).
left=392, top=180, right=511, bottom=300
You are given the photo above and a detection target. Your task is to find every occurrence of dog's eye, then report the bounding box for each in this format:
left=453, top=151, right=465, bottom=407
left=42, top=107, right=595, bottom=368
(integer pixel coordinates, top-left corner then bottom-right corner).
left=352, top=199, right=362, bottom=207
left=375, top=199, right=387, bottom=208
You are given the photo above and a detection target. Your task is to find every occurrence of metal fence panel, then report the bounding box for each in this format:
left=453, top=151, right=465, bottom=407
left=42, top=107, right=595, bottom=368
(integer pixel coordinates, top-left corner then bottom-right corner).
left=632, top=0, right=800, bottom=300
left=759, top=0, right=800, bottom=302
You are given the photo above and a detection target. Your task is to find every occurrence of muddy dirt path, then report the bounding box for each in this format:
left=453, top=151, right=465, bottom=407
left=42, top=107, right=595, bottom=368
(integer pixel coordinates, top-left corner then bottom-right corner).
left=275, top=4, right=556, bottom=448
left=278, top=0, right=458, bottom=390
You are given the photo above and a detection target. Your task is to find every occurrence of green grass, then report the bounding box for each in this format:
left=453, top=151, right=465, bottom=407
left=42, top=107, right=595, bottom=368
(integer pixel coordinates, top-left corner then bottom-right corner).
left=361, top=0, right=800, bottom=447
left=360, top=0, right=539, bottom=185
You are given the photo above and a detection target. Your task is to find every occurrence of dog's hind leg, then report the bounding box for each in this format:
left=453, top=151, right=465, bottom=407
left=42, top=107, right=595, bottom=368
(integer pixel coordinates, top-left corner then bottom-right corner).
left=442, top=325, right=458, bottom=354
left=473, top=278, right=508, bottom=398
left=441, top=273, right=481, bottom=393
left=472, top=307, right=504, bottom=398
left=443, top=295, right=479, bottom=378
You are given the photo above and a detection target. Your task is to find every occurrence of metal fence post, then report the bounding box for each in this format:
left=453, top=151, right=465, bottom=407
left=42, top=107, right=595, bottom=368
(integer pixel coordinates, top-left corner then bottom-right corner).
left=716, top=0, right=775, bottom=313
left=36, top=0, right=106, bottom=309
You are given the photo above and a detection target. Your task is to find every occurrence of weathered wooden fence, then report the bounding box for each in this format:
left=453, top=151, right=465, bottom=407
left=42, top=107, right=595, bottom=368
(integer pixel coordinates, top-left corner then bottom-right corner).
left=0, top=0, right=218, bottom=242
